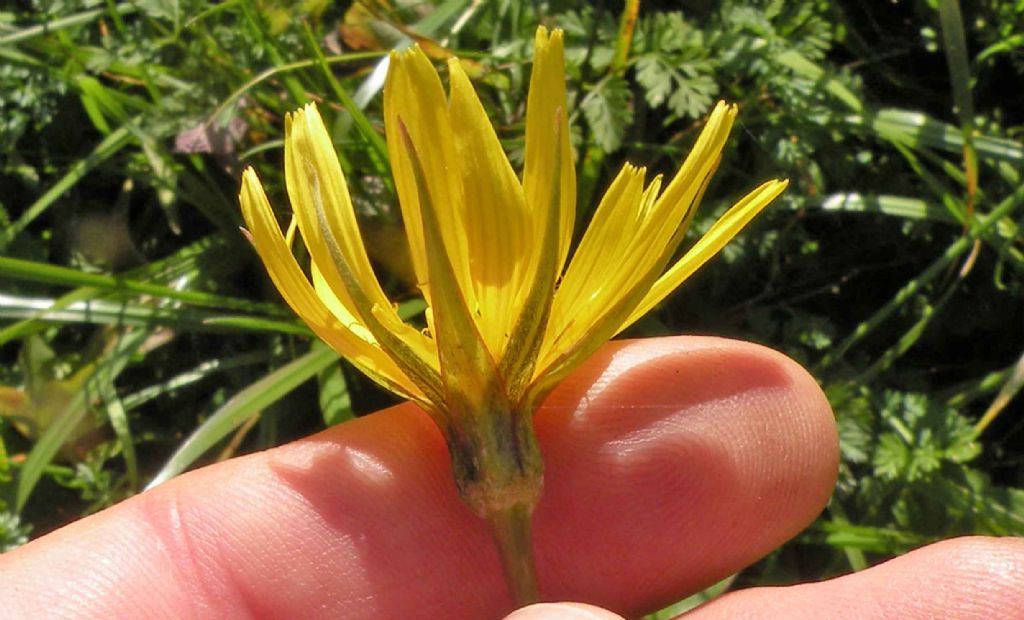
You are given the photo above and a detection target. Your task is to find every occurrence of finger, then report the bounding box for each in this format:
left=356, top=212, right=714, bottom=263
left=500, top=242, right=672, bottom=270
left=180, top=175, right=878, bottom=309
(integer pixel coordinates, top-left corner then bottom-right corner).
left=531, top=336, right=837, bottom=615
left=0, top=336, right=837, bottom=619
left=686, top=536, right=1024, bottom=619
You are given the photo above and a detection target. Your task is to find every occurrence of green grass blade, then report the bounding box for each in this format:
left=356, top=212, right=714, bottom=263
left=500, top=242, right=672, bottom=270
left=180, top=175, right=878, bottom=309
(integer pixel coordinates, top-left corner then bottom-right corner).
left=0, top=293, right=310, bottom=338
left=120, top=352, right=270, bottom=412
left=0, top=287, right=103, bottom=346
left=95, top=380, right=138, bottom=490
left=937, top=0, right=974, bottom=130
left=944, top=366, right=1016, bottom=408
left=937, top=0, right=979, bottom=234
left=210, top=52, right=383, bottom=126
left=300, top=23, right=390, bottom=174
left=318, top=362, right=353, bottom=427
left=815, top=193, right=957, bottom=223
left=859, top=108, right=1023, bottom=163
left=144, top=344, right=339, bottom=489
left=855, top=281, right=960, bottom=384
left=0, top=256, right=287, bottom=316
left=0, top=236, right=265, bottom=344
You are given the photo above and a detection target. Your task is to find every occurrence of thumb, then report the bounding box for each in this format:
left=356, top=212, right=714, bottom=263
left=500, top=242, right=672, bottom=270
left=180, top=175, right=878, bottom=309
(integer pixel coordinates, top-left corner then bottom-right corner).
left=505, top=603, right=625, bottom=619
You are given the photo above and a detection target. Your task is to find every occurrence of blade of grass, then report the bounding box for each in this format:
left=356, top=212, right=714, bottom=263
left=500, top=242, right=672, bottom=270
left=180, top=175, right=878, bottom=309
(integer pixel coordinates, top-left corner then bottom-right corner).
left=645, top=576, right=736, bottom=619
left=120, top=351, right=270, bottom=412
left=815, top=193, right=958, bottom=223
left=0, top=235, right=246, bottom=344
left=937, top=0, right=980, bottom=273
left=888, top=141, right=1024, bottom=269
left=854, top=279, right=960, bottom=384
left=0, top=256, right=288, bottom=316
left=944, top=365, right=1016, bottom=408
left=776, top=49, right=1022, bottom=164
left=238, top=1, right=308, bottom=106
left=209, top=52, right=383, bottom=126
left=0, top=287, right=102, bottom=346
left=824, top=501, right=868, bottom=570
left=94, top=379, right=137, bottom=491
left=937, top=0, right=975, bottom=135
left=611, top=0, right=640, bottom=75
left=775, top=48, right=864, bottom=113
left=860, top=108, right=1023, bottom=164
left=816, top=520, right=926, bottom=555
left=144, top=343, right=339, bottom=489
left=0, top=293, right=311, bottom=337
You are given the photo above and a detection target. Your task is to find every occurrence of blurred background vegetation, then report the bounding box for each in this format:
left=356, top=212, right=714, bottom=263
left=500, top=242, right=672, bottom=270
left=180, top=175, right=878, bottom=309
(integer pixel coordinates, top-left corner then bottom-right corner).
left=1, top=0, right=1022, bottom=614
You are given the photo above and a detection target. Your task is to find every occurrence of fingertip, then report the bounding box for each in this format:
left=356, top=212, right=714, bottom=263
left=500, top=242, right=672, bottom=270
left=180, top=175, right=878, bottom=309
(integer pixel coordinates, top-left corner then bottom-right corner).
left=689, top=536, right=1024, bottom=619
left=505, top=602, right=625, bottom=620
left=532, top=336, right=838, bottom=614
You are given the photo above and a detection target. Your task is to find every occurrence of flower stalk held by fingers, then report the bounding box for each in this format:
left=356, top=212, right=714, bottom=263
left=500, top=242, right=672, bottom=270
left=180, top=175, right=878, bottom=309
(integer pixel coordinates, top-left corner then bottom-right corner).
left=239, top=26, right=787, bottom=606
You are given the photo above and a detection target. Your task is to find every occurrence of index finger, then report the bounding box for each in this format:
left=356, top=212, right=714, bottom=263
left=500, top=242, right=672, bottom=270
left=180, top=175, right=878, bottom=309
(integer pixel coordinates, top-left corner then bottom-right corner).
left=0, top=337, right=837, bottom=618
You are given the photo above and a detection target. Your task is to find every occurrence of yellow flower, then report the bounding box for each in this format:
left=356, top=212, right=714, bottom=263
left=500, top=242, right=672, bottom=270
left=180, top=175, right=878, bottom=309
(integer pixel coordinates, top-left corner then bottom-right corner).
left=239, top=26, right=786, bottom=601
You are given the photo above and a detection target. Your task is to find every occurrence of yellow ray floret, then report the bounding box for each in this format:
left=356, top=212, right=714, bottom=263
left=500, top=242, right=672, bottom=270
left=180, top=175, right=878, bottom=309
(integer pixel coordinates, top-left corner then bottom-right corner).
left=238, top=168, right=424, bottom=402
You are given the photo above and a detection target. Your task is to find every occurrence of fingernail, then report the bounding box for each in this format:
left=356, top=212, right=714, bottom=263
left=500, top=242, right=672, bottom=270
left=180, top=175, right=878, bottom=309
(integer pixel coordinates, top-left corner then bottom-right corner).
left=503, top=602, right=625, bottom=620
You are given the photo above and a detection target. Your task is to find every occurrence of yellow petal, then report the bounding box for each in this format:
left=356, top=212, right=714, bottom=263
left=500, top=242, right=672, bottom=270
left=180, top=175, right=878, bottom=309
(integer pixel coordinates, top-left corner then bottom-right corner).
left=605, top=102, right=735, bottom=288
left=498, top=95, right=566, bottom=406
left=652, top=101, right=737, bottom=233
left=523, top=27, right=575, bottom=274
left=238, top=168, right=422, bottom=401
left=394, top=118, right=502, bottom=415
left=447, top=58, right=531, bottom=357
left=542, top=164, right=646, bottom=360
left=284, top=106, right=444, bottom=402
left=620, top=179, right=789, bottom=331
left=543, top=101, right=740, bottom=360
left=285, top=107, right=385, bottom=325
left=384, top=47, right=474, bottom=310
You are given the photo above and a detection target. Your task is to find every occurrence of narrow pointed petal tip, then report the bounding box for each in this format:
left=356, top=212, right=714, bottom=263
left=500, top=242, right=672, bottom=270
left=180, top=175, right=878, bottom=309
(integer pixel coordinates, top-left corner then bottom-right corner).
left=525, top=24, right=575, bottom=274
left=384, top=40, right=470, bottom=312
left=620, top=177, right=790, bottom=331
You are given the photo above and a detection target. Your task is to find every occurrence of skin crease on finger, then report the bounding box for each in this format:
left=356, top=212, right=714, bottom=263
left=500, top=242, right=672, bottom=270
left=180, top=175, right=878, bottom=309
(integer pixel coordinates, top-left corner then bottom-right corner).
left=0, top=336, right=838, bottom=619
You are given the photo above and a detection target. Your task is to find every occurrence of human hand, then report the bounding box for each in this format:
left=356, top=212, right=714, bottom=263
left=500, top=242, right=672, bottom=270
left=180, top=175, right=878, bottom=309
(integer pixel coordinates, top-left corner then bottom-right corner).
left=1, top=337, right=1018, bottom=618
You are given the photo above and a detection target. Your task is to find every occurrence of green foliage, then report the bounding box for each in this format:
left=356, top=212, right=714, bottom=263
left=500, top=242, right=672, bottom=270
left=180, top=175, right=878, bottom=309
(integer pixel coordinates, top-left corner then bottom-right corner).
left=579, top=75, right=631, bottom=152
left=633, top=13, right=717, bottom=123
left=0, top=510, right=30, bottom=553
left=0, top=0, right=1023, bottom=616
left=828, top=386, right=1023, bottom=550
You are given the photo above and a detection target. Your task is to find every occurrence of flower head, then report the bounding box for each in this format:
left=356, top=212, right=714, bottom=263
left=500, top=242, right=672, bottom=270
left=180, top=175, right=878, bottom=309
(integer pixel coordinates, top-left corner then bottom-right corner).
left=240, top=26, right=786, bottom=602
left=239, top=27, right=786, bottom=519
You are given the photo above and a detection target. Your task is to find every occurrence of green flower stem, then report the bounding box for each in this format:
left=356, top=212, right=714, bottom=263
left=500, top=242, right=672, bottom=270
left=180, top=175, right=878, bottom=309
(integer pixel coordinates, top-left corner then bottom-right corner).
left=487, top=501, right=540, bottom=606
left=441, top=397, right=544, bottom=607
